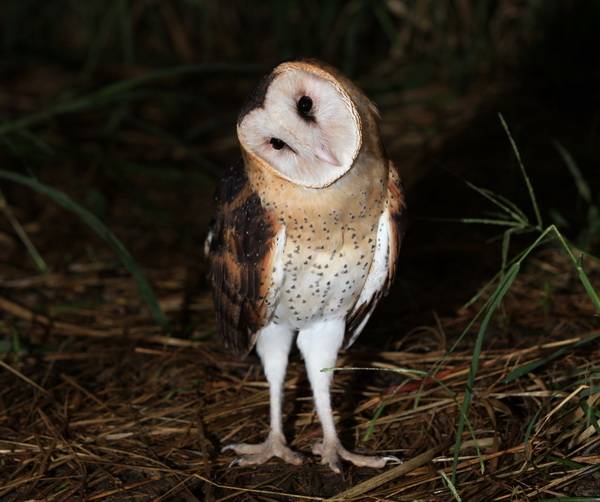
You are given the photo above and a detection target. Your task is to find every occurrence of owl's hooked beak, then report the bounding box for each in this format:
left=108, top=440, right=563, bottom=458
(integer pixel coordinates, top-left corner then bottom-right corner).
left=315, top=144, right=340, bottom=167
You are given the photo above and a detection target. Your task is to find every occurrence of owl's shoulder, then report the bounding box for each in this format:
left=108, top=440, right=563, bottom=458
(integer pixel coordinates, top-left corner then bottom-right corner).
left=387, top=161, right=407, bottom=234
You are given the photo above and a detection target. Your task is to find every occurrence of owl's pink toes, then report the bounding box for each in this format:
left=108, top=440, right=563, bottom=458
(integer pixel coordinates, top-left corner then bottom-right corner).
left=222, top=435, right=304, bottom=467
left=312, top=440, right=342, bottom=473
left=312, top=440, right=401, bottom=473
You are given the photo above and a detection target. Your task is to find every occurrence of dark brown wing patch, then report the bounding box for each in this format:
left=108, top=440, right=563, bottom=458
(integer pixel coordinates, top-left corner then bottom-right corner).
left=345, top=298, right=376, bottom=341
left=207, top=162, right=283, bottom=356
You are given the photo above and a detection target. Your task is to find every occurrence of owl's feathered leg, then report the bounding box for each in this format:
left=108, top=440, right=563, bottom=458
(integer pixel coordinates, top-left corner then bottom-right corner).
left=222, top=323, right=303, bottom=466
left=297, top=319, right=400, bottom=474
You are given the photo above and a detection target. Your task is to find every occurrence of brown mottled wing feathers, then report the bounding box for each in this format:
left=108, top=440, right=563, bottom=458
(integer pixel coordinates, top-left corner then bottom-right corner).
left=206, top=162, right=282, bottom=356
left=345, top=161, right=406, bottom=345
left=386, top=161, right=407, bottom=282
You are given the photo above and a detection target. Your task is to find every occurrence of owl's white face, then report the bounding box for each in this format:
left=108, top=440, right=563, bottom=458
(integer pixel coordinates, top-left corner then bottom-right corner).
left=237, top=66, right=362, bottom=188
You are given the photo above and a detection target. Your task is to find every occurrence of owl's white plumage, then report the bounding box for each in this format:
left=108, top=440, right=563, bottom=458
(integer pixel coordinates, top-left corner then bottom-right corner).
left=346, top=210, right=393, bottom=346
left=237, top=65, right=361, bottom=188
left=207, top=60, right=406, bottom=473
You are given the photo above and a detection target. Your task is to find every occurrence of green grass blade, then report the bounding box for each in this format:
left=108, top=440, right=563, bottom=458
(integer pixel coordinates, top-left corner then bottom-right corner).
left=425, top=293, right=496, bottom=396
left=458, top=402, right=486, bottom=475
left=576, top=265, right=600, bottom=311
left=0, top=63, right=261, bottom=136
left=486, top=190, right=530, bottom=223
left=551, top=226, right=600, bottom=311
left=462, top=267, right=510, bottom=310
left=461, top=219, right=557, bottom=313
left=505, top=330, right=600, bottom=382
left=464, top=179, right=529, bottom=224
left=440, top=471, right=463, bottom=501
left=0, top=169, right=168, bottom=328
left=463, top=225, right=555, bottom=311
left=546, top=455, right=586, bottom=470
left=554, top=141, right=592, bottom=203
left=0, top=190, right=48, bottom=272
left=580, top=401, right=600, bottom=435
left=501, top=228, right=516, bottom=275
left=463, top=240, right=530, bottom=309
left=362, top=402, right=386, bottom=442
left=498, top=113, right=543, bottom=229
left=522, top=408, right=542, bottom=448
left=451, top=261, right=520, bottom=484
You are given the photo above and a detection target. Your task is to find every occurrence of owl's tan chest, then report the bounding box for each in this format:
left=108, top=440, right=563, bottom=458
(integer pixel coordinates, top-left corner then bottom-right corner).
left=249, top=155, right=388, bottom=330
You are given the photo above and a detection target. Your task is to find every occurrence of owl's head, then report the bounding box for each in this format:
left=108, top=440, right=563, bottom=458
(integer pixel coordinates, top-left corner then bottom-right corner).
left=237, top=60, right=376, bottom=188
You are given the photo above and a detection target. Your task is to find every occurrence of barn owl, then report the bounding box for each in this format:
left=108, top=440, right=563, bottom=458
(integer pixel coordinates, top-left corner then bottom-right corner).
left=205, top=59, right=406, bottom=473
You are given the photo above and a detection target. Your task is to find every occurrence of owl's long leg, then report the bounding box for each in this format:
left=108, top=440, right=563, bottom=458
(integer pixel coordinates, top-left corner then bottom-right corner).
left=222, top=322, right=303, bottom=467
left=297, top=319, right=400, bottom=474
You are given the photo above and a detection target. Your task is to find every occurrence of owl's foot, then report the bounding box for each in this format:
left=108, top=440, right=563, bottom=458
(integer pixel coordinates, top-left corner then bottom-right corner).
left=222, top=434, right=304, bottom=467
left=312, top=440, right=401, bottom=474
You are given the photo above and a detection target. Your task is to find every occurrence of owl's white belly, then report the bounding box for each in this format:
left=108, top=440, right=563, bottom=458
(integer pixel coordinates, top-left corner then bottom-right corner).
left=272, top=237, right=375, bottom=330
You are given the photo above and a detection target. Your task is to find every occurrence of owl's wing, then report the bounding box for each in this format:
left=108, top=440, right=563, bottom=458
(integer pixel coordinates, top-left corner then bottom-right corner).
left=205, top=162, right=286, bottom=356
left=345, top=161, right=406, bottom=348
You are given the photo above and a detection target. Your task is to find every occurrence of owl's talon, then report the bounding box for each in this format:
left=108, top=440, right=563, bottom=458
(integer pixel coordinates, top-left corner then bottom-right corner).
left=312, top=440, right=400, bottom=473
left=312, top=441, right=324, bottom=456
left=323, top=456, right=342, bottom=474
left=222, top=435, right=303, bottom=467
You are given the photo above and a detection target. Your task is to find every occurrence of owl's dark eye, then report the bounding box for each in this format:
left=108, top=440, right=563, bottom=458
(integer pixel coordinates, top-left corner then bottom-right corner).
left=270, top=137, right=286, bottom=150
left=297, top=95, right=313, bottom=117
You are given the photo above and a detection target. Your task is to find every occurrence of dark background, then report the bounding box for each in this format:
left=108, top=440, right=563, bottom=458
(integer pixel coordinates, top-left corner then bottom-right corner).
left=2, top=0, right=599, bottom=337
left=1, top=1, right=600, bottom=499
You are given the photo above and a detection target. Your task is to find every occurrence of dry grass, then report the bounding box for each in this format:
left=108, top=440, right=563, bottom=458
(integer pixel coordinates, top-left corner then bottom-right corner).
left=1, top=248, right=599, bottom=500
left=1, top=2, right=599, bottom=499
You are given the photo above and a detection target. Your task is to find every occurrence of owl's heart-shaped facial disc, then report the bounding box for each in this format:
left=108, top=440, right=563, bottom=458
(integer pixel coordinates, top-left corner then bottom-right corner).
left=237, top=65, right=362, bottom=188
